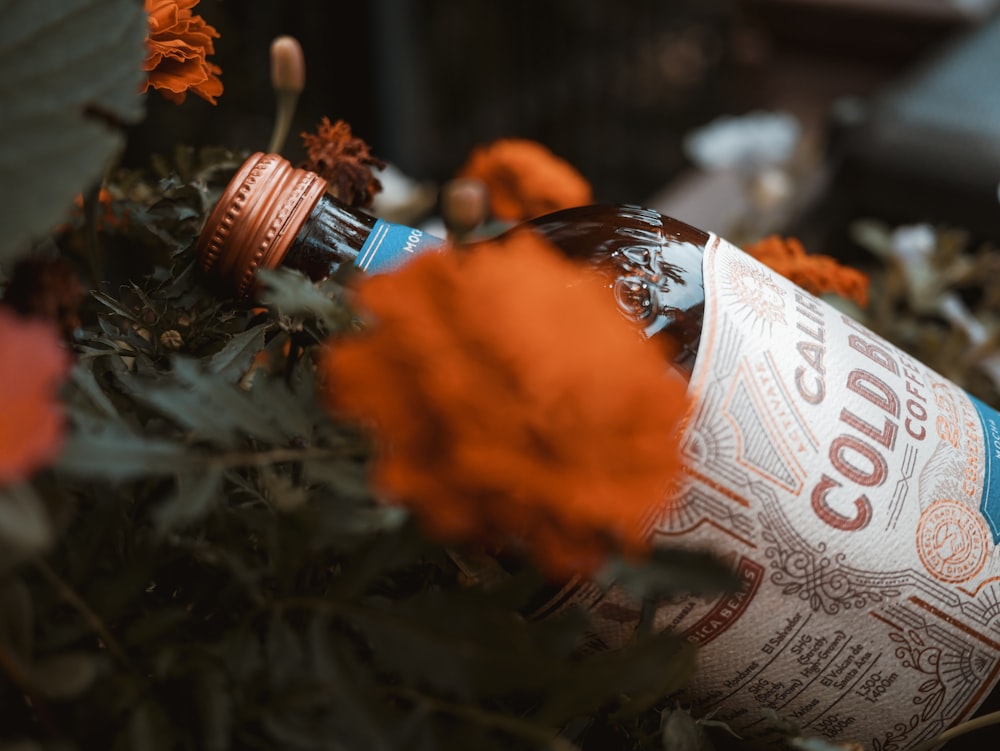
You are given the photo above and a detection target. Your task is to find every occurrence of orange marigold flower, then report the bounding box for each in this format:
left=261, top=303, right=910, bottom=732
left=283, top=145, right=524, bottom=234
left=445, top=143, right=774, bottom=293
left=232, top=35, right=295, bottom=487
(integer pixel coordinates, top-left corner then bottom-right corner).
left=457, top=138, right=593, bottom=222
left=0, top=309, right=71, bottom=486
left=300, top=118, right=387, bottom=208
left=71, top=188, right=127, bottom=231
left=743, top=235, right=869, bottom=307
left=317, top=230, right=689, bottom=579
left=143, top=0, right=223, bottom=105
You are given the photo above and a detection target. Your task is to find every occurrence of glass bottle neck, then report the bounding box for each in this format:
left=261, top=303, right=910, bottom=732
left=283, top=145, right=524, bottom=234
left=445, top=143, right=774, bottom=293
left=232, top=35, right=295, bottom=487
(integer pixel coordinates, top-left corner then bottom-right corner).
left=282, top=194, right=379, bottom=281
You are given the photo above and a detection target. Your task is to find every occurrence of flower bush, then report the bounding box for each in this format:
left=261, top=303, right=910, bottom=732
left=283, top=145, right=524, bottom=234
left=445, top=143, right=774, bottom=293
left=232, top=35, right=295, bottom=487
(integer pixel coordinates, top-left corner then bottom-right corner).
left=0, top=5, right=735, bottom=751
left=2, top=3, right=997, bottom=751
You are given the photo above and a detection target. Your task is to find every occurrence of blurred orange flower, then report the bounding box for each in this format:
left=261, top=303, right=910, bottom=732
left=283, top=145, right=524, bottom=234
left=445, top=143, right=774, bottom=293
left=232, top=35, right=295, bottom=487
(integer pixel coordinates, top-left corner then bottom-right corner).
left=457, top=138, right=593, bottom=222
left=143, top=0, right=223, bottom=105
left=317, top=230, right=689, bottom=579
left=0, top=309, right=71, bottom=486
left=301, top=118, right=387, bottom=208
left=71, top=188, right=127, bottom=231
left=744, top=235, right=869, bottom=307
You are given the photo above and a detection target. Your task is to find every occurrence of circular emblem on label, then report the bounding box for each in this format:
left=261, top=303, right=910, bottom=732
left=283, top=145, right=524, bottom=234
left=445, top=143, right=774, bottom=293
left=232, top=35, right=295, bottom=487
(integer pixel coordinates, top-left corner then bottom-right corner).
left=916, top=500, right=988, bottom=583
left=724, top=258, right=786, bottom=325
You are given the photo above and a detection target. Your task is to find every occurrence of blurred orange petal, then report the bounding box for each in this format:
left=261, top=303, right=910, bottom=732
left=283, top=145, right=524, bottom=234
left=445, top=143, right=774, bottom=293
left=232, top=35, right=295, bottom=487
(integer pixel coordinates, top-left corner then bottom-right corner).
left=317, top=230, right=689, bottom=579
left=457, top=139, right=593, bottom=222
left=0, top=309, right=71, bottom=485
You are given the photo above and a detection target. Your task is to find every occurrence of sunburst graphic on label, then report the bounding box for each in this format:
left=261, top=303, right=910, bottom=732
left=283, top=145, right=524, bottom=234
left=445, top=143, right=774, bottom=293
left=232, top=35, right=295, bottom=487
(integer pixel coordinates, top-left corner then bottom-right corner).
left=722, top=257, right=787, bottom=328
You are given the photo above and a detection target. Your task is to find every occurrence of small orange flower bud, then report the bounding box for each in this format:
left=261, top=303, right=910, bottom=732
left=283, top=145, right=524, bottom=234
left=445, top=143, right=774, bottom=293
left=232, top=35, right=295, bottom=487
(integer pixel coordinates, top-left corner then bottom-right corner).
left=270, top=35, right=306, bottom=95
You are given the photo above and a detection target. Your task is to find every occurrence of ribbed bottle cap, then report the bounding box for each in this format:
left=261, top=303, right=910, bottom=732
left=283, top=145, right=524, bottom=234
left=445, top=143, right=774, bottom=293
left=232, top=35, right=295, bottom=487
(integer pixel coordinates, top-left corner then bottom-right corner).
left=196, top=152, right=329, bottom=297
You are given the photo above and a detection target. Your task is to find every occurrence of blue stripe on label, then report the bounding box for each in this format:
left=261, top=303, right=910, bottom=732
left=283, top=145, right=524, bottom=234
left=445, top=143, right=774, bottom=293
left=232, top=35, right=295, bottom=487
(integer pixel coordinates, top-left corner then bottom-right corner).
left=971, top=394, right=1000, bottom=543
left=354, top=219, right=442, bottom=274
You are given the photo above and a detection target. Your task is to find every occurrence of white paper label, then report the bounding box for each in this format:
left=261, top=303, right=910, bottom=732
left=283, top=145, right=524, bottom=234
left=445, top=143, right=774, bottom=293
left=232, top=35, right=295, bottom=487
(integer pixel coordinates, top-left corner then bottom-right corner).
left=574, top=234, right=1000, bottom=749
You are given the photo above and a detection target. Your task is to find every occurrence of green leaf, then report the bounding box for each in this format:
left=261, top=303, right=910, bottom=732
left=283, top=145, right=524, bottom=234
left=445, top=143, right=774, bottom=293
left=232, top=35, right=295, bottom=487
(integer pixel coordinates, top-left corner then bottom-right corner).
left=207, top=323, right=271, bottom=379
left=0, top=575, right=33, bottom=657
left=302, top=458, right=373, bottom=501
left=537, top=631, right=697, bottom=723
left=596, top=546, right=741, bottom=602
left=304, top=617, right=394, bottom=751
left=69, top=362, right=120, bottom=420
left=55, top=423, right=193, bottom=480
left=121, top=357, right=298, bottom=448
left=0, top=483, right=53, bottom=568
left=0, top=0, right=147, bottom=264
left=194, top=667, right=232, bottom=751
left=661, top=707, right=716, bottom=751
left=348, top=588, right=582, bottom=702
left=257, top=268, right=353, bottom=331
left=28, top=651, right=101, bottom=699
left=91, top=290, right=144, bottom=323
left=124, top=701, right=174, bottom=751
left=152, top=468, right=225, bottom=533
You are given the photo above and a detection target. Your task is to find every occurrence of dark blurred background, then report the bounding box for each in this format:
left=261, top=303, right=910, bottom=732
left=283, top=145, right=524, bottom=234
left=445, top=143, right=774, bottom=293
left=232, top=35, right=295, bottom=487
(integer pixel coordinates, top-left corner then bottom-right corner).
left=124, top=0, right=1000, bottom=255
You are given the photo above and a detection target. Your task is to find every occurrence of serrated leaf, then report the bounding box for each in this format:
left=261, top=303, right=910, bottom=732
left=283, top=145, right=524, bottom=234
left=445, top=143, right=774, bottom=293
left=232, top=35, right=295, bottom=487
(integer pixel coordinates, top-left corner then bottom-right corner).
left=304, top=617, right=394, bottom=751
left=347, top=588, right=581, bottom=702
left=257, top=267, right=349, bottom=329
left=28, top=651, right=101, bottom=699
left=207, top=324, right=271, bottom=379
left=0, top=0, right=147, bottom=264
left=596, top=546, right=741, bottom=601
left=537, top=631, right=697, bottom=723
left=55, top=423, right=192, bottom=480
left=120, top=357, right=292, bottom=448
left=152, top=468, right=225, bottom=533
left=171, top=356, right=290, bottom=442
left=661, top=708, right=715, bottom=751
left=247, top=375, right=319, bottom=442
left=0, top=483, right=53, bottom=568
left=69, top=361, right=120, bottom=419
left=92, top=290, right=143, bottom=323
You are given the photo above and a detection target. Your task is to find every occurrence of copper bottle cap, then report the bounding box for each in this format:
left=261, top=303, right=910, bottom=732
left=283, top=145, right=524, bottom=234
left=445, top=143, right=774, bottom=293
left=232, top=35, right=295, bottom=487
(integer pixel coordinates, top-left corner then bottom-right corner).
left=196, top=152, right=329, bottom=297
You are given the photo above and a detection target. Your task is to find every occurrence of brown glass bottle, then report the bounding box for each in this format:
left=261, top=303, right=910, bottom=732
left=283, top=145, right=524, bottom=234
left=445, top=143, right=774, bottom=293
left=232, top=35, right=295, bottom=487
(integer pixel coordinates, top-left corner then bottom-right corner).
left=198, top=153, right=1000, bottom=749
left=196, top=153, right=708, bottom=374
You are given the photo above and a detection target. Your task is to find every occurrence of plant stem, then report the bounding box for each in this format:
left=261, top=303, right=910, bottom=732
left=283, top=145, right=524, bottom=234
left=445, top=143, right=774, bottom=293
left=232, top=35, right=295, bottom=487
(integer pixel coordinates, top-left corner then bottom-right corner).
left=82, top=183, right=103, bottom=286
left=910, top=710, right=1000, bottom=751
left=34, top=559, right=129, bottom=667
left=267, top=90, right=299, bottom=155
